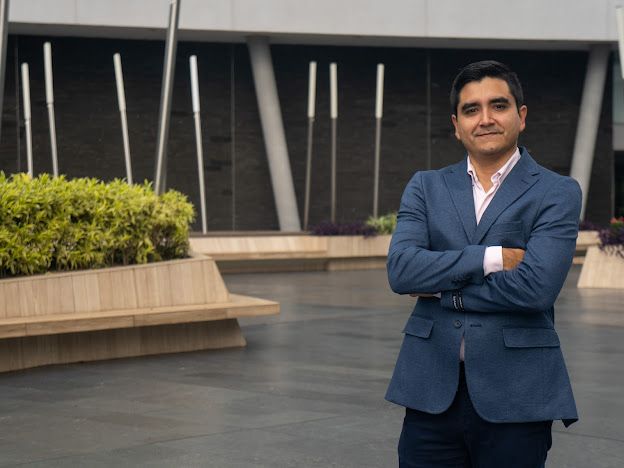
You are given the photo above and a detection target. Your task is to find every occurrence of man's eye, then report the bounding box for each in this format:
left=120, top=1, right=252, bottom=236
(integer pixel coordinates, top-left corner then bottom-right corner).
left=494, top=104, right=508, bottom=110
left=464, top=108, right=477, bottom=115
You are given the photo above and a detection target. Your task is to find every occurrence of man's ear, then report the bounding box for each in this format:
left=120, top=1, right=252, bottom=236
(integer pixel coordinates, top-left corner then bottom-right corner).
left=451, top=114, right=461, bottom=140
left=518, top=105, right=527, bottom=132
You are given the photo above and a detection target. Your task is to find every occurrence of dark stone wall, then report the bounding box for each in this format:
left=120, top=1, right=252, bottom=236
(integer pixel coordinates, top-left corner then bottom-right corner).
left=0, top=36, right=614, bottom=229
left=275, top=46, right=428, bottom=226
left=0, top=36, right=240, bottom=230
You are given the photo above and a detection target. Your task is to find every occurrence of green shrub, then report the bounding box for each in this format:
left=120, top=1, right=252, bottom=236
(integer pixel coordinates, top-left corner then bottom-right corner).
left=366, top=212, right=397, bottom=235
left=0, top=173, right=195, bottom=278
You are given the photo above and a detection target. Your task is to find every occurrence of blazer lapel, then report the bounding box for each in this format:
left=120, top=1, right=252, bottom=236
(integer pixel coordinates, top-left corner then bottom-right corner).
left=472, top=150, right=541, bottom=245
left=443, top=159, right=477, bottom=242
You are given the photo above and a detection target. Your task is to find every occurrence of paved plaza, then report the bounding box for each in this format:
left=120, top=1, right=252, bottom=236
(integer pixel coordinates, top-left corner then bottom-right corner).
left=0, top=265, right=622, bottom=467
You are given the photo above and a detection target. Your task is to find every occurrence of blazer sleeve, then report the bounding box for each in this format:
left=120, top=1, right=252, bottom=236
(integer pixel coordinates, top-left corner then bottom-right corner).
left=387, top=172, right=486, bottom=295
left=440, top=177, right=582, bottom=313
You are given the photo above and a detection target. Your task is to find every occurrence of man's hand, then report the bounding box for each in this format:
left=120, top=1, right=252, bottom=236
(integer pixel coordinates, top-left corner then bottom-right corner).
left=502, top=248, right=525, bottom=270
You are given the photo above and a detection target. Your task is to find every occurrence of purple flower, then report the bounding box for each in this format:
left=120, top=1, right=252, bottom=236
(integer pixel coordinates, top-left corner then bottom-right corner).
left=598, top=217, right=624, bottom=258
left=309, top=220, right=378, bottom=237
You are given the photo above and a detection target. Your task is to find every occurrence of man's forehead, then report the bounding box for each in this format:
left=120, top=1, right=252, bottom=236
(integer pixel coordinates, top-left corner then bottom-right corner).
left=458, top=77, right=513, bottom=102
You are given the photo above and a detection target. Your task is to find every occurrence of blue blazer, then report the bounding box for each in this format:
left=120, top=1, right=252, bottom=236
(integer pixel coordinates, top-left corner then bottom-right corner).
left=385, top=148, right=580, bottom=427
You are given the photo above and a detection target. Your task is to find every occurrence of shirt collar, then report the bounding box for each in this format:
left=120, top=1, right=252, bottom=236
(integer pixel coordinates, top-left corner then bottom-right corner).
left=466, top=147, right=521, bottom=187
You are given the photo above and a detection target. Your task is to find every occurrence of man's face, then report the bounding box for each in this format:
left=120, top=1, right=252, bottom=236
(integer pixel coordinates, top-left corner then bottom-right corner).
left=451, top=77, right=527, bottom=160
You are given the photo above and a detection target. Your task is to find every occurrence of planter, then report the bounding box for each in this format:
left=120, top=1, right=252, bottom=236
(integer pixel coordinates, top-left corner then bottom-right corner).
left=191, top=234, right=327, bottom=261
left=577, top=246, right=624, bottom=289
left=189, top=233, right=392, bottom=272
left=0, top=254, right=279, bottom=372
left=573, top=230, right=600, bottom=265
left=576, top=230, right=600, bottom=249
left=325, top=235, right=391, bottom=271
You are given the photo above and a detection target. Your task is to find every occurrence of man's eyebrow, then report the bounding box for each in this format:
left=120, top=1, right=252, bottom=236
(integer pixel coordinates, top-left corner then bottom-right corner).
left=460, top=101, right=479, bottom=112
left=460, top=96, right=511, bottom=112
left=489, top=97, right=511, bottom=105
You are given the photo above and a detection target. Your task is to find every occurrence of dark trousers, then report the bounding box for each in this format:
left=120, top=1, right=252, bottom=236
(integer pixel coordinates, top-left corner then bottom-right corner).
left=398, top=364, right=553, bottom=468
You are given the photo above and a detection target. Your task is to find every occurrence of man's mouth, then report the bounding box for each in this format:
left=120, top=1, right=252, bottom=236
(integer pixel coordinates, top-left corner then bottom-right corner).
left=475, top=132, right=502, bottom=137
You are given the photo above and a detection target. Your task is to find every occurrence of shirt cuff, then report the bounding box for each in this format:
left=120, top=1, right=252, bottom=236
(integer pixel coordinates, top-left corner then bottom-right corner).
left=483, top=246, right=503, bottom=276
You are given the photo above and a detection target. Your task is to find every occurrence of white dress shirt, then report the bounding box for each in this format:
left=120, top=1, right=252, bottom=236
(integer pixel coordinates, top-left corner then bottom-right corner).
left=459, top=147, right=521, bottom=361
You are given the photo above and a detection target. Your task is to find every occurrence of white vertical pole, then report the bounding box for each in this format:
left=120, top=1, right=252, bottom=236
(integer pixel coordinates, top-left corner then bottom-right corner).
left=308, top=61, right=317, bottom=120
left=190, top=55, right=208, bottom=234
left=329, top=62, right=338, bottom=223
left=21, top=63, right=33, bottom=177
left=330, top=63, right=338, bottom=120
left=113, top=53, right=133, bottom=184
left=304, top=61, right=316, bottom=230
left=373, top=63, right=384, bottom=218
left=44, top=42, right=59, bottom=176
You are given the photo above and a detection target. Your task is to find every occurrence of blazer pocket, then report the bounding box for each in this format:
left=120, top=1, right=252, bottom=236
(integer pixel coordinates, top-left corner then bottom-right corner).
left=403, top=316, right=434, bottom=339
left=503, top=328, right=560, bottom=348
left=487, top=221, right=525, bottom=248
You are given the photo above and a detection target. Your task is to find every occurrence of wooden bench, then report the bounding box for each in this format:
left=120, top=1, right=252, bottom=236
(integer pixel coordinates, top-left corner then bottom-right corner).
left=0, top=254, right=279, bottom=372
left=190, top=233, right=392, bottom=273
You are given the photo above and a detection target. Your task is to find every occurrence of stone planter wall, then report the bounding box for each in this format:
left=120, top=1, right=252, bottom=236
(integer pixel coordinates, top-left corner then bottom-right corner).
left=577, top=246, right=624, bottom=289
left=0, top=255, right=279, bottom=372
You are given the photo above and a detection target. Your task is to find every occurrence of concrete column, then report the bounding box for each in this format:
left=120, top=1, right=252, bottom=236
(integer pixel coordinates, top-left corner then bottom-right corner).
left=154, top=0, right=180, bottom=194
left=570, top=45, right=610, bottom=219
left=247, top=36, right=301, bottom=231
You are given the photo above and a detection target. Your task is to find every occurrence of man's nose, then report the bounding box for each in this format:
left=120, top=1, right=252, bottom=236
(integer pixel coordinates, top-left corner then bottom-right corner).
left=479, top=109, right=494, bottom=125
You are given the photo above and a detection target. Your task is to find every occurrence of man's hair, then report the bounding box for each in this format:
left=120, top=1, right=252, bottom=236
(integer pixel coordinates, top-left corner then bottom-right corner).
left=450, top=60, right=524, bottom=115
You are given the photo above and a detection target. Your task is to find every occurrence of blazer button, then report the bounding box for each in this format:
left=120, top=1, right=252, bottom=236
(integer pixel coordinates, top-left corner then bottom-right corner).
left=453, top=320, right=462, bottom=328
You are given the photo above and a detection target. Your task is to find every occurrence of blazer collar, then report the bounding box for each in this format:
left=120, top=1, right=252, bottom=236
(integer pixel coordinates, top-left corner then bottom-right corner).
left=472, top=147, right=540, bottom=245
left=443, top=158, right=477, bottom=243
left=443, top=147, right=541, bottom=245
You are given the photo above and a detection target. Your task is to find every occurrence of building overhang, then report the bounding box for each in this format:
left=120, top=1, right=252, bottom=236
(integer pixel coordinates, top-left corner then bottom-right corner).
left=8, top=22, right=614, bottom=52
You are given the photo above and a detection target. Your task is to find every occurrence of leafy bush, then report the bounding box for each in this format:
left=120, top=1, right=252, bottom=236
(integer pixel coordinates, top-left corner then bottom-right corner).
left=366, top=212, right=397, bottom=235
left=0, top=173, right=194, bottom=278
left=309, top=220, right=377, bottom=237
left=598, top=217, right=624, bottom=258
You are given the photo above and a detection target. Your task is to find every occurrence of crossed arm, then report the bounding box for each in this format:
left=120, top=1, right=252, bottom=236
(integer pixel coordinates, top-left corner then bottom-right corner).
left=408, top=248, right=524, bottom=298
left=387, top=173, right=582, bottom=314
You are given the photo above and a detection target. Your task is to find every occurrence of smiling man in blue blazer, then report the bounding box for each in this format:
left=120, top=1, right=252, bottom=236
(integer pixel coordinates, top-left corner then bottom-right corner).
left=385, top=61, right=580, bottom=468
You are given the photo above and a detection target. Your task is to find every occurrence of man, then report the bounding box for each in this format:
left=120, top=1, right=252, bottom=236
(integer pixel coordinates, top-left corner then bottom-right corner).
left=385, top=61, right=580, bottom=468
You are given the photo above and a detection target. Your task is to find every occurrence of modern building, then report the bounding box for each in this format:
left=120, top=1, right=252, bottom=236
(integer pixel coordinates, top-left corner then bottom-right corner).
left=0, top=0, right=622, bottom=230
